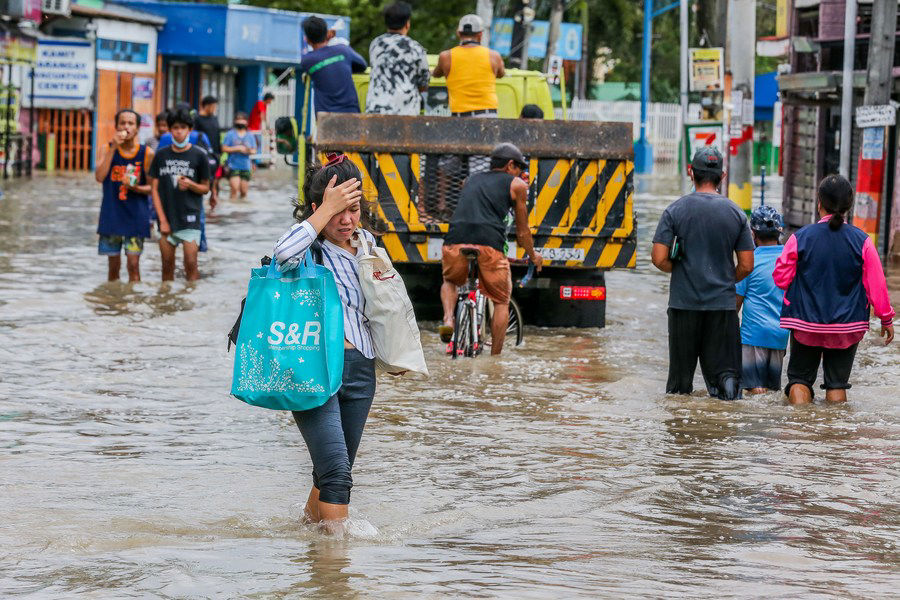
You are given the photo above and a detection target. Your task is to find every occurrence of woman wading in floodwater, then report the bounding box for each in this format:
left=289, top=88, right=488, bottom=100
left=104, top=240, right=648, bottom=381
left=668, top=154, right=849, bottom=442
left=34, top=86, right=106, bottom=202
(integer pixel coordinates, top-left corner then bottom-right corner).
left=271, top=157, right=383, bottom=534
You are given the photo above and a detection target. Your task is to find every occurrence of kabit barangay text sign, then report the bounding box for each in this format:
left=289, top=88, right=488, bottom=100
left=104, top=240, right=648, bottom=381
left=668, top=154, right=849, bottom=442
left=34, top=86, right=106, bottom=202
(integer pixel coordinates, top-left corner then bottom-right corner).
left=28, top=39, right=95, bottom=110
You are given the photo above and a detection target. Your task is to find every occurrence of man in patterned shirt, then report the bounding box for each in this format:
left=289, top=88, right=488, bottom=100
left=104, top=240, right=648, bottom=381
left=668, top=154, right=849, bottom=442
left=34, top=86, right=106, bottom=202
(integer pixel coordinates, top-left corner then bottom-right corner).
left=365, top=2, right=430, bottom=116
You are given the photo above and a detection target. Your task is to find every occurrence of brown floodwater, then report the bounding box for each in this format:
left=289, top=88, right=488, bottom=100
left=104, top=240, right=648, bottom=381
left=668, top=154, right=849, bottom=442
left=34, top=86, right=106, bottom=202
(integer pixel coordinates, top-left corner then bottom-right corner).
left=0, top=170, right=897, bottom=597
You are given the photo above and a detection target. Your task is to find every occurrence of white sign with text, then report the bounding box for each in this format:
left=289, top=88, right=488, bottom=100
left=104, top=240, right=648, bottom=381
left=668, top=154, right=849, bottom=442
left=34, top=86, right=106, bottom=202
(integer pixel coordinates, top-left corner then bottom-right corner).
left=28, top=39, right=94, bottom=109
left=855, top=105, right=896, bottom=128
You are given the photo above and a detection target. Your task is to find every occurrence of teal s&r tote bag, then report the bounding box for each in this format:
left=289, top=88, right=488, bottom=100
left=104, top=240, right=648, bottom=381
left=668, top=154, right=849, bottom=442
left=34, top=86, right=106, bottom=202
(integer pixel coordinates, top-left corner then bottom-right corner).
left=231, top=253, right=344, bottom=411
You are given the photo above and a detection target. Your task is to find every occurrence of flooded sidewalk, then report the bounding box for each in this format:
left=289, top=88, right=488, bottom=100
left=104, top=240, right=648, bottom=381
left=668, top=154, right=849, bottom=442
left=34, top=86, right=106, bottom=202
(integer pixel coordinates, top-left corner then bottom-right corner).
left=0, top=171, right=898, bottom=597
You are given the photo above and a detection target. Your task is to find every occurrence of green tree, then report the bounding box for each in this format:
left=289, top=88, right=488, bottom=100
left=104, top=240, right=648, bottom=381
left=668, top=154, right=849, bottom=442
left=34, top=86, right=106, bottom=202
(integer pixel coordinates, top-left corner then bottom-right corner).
left=588, top=0, right=679, bottom=102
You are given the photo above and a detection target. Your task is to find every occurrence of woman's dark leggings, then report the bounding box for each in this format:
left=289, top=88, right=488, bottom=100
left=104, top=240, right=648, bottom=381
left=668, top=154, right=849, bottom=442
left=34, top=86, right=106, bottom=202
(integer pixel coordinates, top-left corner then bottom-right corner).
left=292, top=348, right=376, bottom=505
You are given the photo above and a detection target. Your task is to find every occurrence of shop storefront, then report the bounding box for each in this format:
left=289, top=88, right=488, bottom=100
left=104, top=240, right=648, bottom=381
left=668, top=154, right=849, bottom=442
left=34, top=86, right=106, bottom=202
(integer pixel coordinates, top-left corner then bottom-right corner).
left=40, top=1, right=165, bottom=169
left=0, top=24, right=38, bottom=178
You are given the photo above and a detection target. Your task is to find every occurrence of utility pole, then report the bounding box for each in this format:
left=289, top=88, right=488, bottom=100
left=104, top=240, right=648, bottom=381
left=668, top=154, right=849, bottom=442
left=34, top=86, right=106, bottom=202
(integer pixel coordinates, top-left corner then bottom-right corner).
left=697, top=0, right=728, bottom=46
left=544, top=0, right=564, bottom=73
left=726, top=0, right=755, bottom=214
left=855, top=0, right=897, bottom=254
left=578, top=0, right=588, bottom=99
left=838, top=0, right=857, bottom=178
left=510, top=0, right=535, bottom=69
left=476, top=0, right=494, bottom=47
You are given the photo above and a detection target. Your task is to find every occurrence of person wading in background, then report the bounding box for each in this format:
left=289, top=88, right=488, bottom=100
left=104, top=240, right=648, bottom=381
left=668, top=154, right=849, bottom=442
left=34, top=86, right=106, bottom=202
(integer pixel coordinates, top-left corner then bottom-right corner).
left=366, top=1, right=430, bottom=116
left=651, top=146, right=755, bottom=400
left=222, top=113, right=258, bottom=201
left=95, top=109, right=155, bottom=282
left=194, top=96, right=222, bottom=208
left=148, top=109, right=211, bottom=282
left=147, top=111, right=168, bottom=152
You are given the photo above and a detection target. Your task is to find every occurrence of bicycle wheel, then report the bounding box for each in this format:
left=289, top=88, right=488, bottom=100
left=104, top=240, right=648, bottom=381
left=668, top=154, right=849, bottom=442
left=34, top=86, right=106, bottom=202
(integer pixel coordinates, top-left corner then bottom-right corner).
left=507, top=298, right=524, bottom=347
left=451, top=298, right=471, bottom=358
left=485, top=298, right=524, bottom=348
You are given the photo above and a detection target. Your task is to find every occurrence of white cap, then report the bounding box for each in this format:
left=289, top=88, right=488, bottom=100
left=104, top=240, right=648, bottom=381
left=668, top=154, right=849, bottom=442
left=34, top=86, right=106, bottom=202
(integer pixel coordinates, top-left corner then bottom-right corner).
left=458, top=14, right=484, bottom=34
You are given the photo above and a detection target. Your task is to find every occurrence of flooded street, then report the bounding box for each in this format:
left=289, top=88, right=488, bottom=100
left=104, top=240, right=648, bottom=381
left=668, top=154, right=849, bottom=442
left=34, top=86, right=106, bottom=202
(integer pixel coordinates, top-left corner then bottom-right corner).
left=1, top=170, right=898, bottom=597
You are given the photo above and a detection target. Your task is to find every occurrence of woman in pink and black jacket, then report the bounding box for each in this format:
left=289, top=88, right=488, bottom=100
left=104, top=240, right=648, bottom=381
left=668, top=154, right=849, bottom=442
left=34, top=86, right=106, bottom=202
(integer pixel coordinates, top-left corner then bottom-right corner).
left=773, top=174, right=895, bottom=404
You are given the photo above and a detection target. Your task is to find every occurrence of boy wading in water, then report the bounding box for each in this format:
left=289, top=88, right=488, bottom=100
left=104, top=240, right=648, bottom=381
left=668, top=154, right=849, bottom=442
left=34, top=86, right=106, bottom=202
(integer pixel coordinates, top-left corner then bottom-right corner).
left=95, top=109, right=155, bottom=282
left=736, top=205, right=789, bottom=394
left=148, top=109, right=211, bottom=281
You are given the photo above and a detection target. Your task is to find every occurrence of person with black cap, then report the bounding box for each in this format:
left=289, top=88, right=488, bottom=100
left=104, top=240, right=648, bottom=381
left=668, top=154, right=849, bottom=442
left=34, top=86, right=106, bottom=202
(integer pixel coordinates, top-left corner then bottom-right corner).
left=440, top=143, right=543, bottom=355
left=651, top=146, right=755, bottom=400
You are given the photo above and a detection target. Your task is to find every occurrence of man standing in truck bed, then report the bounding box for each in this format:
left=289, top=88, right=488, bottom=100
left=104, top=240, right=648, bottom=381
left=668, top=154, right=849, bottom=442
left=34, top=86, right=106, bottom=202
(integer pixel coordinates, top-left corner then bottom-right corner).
left=432, top=14, right=504, bottom=117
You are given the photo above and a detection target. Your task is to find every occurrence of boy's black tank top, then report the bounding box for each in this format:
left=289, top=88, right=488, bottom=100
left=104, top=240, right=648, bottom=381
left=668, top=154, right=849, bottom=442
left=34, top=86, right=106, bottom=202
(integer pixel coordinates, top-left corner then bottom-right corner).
left=444, top=170, right=514, bottom=251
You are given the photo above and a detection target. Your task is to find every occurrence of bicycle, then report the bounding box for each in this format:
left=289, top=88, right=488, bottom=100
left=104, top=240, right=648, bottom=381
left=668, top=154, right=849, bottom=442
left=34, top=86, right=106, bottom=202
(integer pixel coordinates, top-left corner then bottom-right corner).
left=449, top=248, right=530, bottom=358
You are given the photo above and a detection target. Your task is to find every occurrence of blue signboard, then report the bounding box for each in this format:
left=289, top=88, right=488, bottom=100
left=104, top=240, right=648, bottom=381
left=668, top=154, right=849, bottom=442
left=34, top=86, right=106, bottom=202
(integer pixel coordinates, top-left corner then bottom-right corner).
left=490, top=18, right=582, bottom=61
left=225, top=6, right=302, bottom=62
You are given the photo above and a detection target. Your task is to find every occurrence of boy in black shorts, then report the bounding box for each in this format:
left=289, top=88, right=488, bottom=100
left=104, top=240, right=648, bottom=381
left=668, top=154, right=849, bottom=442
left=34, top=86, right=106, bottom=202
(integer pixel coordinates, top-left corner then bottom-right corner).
left=148, top=108, right=211, bottom=281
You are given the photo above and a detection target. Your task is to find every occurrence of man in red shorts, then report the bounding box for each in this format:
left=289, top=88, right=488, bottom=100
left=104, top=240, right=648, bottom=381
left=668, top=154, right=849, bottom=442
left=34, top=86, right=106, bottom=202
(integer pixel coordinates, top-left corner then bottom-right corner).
left=440, top=143, right=543, bottom=354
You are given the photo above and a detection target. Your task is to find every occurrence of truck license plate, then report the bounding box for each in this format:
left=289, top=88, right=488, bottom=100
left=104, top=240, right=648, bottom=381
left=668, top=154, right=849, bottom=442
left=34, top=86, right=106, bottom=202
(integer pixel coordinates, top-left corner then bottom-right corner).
left=538, top=247, right=585, bottom=262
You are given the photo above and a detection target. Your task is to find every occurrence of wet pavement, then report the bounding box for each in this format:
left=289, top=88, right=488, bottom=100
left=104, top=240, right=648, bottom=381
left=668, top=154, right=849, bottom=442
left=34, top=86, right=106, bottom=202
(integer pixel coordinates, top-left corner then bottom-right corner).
left=0, top=170, right=898, bottom=597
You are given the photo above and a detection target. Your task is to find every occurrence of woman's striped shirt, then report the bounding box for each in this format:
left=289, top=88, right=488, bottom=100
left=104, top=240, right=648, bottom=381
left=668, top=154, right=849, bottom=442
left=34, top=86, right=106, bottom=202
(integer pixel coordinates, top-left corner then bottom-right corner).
left=273, top=221, right=375, bottom=359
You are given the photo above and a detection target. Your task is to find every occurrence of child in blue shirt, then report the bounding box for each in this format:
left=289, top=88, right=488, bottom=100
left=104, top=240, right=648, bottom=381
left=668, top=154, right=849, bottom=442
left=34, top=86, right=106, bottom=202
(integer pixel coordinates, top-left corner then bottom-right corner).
left=736, top=205, right=789, bottom=393
left=222, top=112, right=258, bottom=201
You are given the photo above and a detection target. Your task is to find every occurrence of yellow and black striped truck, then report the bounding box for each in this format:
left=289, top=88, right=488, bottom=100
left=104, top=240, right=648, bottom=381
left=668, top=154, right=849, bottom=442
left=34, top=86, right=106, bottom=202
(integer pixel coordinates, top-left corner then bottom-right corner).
left=307, top=112, right=636, bottom=328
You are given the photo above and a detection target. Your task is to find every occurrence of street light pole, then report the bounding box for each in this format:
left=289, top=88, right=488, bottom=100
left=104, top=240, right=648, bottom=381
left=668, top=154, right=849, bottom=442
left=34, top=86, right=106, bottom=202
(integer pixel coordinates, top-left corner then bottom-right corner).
left=635, top=0, right=654, bottom=174
left=636, top=0, right=682, bottom=175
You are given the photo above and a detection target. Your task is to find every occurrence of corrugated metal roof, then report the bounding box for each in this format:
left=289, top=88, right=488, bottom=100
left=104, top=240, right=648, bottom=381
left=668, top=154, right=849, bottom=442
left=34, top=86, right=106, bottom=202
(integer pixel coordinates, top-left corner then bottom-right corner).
left=71, top=2, right=166, bottom=26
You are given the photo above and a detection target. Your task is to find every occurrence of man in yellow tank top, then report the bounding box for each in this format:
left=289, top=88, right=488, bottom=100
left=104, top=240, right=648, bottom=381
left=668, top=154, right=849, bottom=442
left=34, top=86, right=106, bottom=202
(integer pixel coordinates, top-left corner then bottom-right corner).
left=433, top=14, right=505, bottom=117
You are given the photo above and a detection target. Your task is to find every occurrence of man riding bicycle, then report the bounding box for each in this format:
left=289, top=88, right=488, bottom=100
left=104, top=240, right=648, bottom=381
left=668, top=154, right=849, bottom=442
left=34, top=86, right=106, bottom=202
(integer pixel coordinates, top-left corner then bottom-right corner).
left=439, top=142, right=543, bottom=355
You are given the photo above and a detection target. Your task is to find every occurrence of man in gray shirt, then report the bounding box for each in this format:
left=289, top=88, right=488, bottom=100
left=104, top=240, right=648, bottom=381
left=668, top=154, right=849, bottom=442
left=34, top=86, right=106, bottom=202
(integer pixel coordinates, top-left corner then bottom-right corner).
left=651, top=147, right=755, bottom=400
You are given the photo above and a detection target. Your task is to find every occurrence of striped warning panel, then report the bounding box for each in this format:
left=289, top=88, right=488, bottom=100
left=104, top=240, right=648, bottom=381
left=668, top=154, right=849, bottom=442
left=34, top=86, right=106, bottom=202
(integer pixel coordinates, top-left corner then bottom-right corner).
left=314, top=151, right=636, bottom=270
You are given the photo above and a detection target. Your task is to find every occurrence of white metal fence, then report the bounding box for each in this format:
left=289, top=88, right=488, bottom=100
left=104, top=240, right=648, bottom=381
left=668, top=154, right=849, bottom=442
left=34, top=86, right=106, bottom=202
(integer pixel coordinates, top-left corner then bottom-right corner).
left=558, top=99, right=683, bottom=176
left=264, top=77, right=296, bottom=126
left=258, top=75, right=296, bottom=165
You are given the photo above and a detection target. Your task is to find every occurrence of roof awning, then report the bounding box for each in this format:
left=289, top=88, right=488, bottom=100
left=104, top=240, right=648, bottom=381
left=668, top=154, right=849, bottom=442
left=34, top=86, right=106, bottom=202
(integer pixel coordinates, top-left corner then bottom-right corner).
left=72, top=2, right=166, bottom=26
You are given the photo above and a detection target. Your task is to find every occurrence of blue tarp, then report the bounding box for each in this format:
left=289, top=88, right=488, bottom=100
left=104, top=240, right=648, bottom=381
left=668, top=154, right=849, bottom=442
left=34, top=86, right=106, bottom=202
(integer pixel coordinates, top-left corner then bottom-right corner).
left=754, top=72, right=778, bottom=122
